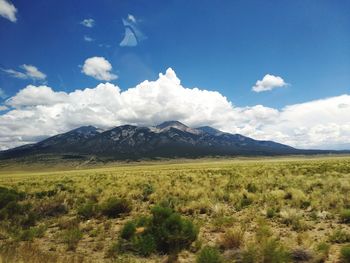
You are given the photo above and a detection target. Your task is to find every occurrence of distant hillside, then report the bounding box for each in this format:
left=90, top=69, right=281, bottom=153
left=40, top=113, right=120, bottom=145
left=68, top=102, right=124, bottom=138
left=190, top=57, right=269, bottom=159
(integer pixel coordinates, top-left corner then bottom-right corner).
left=0, top=121, right=340, bottom=160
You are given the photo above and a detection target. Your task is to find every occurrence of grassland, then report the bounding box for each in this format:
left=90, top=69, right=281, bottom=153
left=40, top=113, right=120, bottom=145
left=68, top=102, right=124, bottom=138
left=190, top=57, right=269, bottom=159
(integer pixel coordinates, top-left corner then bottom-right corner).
left=0, top=156, right=350, bottom=262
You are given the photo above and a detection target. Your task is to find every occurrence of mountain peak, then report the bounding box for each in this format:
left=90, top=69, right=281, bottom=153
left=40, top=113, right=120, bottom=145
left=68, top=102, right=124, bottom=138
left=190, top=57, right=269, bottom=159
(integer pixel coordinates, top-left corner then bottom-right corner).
left=71, top=125, right=99, bottom=134
left=155, top=121, right=202, bottom=135
left=156, top=121, right=188, bottom=130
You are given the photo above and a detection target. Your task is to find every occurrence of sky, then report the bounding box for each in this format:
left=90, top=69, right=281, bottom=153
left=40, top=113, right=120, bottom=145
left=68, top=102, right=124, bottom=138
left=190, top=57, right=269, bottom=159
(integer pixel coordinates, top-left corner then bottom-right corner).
left=0, top=0, right=349, bottom=150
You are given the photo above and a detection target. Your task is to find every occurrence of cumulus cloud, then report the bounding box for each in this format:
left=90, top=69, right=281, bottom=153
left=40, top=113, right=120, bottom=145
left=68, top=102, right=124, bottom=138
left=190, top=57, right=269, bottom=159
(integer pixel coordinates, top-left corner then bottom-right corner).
left=0, top=0, right=17, bottom=22
left=80, top=18, right=94, bottom=28
left=0, top=68, right=349, bottom=150
left=81, top=57, right=117, bottom=81
left=6, top=85, right=67, bottom=107
left=2, top=64, right=46, bottom=81
left=120, top=14, right=146, bottom=47
left=252, top=74, right=288, bottom=92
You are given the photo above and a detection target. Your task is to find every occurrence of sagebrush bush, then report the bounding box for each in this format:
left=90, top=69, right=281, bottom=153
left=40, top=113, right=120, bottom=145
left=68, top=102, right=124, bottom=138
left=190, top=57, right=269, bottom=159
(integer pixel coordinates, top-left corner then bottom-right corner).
left=0, top=187, right=25, bottom=209
left=196, top=246, right=223, bottom=263
left=119, top=204, right=198, bottom=256
left=35, top=199, right=67, bottom=217
left=241, top=244, right=259, bottom=263
left=247, top=183, right=257, bottom=193
left=315, top=242, right=330, bottom=261
left=340, top=245, right=350, bottom=263
left=77, top=201, right=98, bottom=219
left=141, top=183, right=154, bottom=201
left=220, top=227, right=245, bottom=249
left=329, top=229, right=350, bottom=243
left=266, top=207, right=278, bottom=218
left=100, top=197, right=131, bottom=218
left=150, top=205, right=198, bottom=253
left=18, top=225, right=47, bottom=241
left=290, top=248, right=313, bottom=262
left=261, top=238, right=291, bottom=263
left=132, top=234, right=156, bottom=256
left=340, top=209, right=350, bottom=224
left=61, top=226, right=83, bottom=251
left=120, top=221, right=136, bottom=240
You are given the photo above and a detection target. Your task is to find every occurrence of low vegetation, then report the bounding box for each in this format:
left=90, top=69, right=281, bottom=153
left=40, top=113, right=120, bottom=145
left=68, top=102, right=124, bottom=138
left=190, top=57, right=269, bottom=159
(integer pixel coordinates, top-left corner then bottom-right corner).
left=0, top=156, right=349, bottom=262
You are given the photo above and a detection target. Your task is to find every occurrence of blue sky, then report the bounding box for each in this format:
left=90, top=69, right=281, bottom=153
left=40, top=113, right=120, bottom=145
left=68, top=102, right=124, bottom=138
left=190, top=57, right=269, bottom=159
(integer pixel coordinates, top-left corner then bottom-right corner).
left=0, top=0, right=349, bottom=150
left=1, top=0, right=349, bottom=107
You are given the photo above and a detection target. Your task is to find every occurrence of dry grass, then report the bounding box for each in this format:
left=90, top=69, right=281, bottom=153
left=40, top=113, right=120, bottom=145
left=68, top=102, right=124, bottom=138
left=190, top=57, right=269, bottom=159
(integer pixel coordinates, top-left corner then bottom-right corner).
left=0, top=156, right=350, bottom=262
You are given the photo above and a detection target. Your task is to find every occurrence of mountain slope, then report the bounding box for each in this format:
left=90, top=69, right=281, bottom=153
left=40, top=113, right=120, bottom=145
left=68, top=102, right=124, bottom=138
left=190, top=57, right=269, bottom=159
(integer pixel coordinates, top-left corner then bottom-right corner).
left=0, top=121, right=335, bottom=160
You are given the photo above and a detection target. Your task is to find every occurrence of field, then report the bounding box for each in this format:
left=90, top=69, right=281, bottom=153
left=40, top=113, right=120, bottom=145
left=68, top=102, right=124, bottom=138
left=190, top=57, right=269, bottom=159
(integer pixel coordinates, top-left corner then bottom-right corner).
left=0, top=156, right=350, bottom=263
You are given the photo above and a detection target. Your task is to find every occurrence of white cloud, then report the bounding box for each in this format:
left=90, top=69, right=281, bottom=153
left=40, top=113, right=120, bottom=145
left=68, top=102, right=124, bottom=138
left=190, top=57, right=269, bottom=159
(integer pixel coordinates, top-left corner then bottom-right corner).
left=127, top=14, right=136, bottom=23
left=80, top=18, right=94, bottom=28
left=252, top=74, right=288, bottom=92
left=1, top=64, right=46, bottom=81
left=120, top=14, right=146, bottom=47
left=84, top=35, right=94, bottom=42
left=0, top=0, right=17, bottom=22
left=0, top=105, right=8, bottom=111
left=21, top=64, right=46, bottom=80
left=1, top=69, right=27, bottom=79
left=0, top=88, right=6, bottom=98
left=0, top=68, right=349, bottom=150
left=6, top=85, right=68, bottom=107
left=81, top=57, right=117, bottom=81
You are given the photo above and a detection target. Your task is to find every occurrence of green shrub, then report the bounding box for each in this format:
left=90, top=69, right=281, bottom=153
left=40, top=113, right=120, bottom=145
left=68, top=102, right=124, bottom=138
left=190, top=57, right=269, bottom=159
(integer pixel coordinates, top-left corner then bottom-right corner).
left=150, top=205, right=198, bottom=253
left=261, top=238, right=291, bottom=263
left=220, top=227, right=245, bottom=249
left=100, top=197, right=131, bottom=218
left=142, top=183, right=154, bottom=201
left=196, top=246, right=223, bottom=263
left=35, top=200, right=68, bottom=217
left=340, top=209, right=350, bottom=224
left=266, top=207, right=277, bottom=218
left=34, top=190, right=57, bottom=199
left=340, top=245, right=350, bottom=263
left=119, top=204, right=198, bottom=256
left=77, top=201, right=98, bottom=219
left=329, top=229, right=350, bottom=243
left=247, top=183, right=257, bottom=193
left=62, top=227, right=83, bottom=251
left=314, top=242, right=330, bottom=262
left=132, top=234, right=156, bottom=256
left=241, top=244, right=259, bottom=263
left=0, top=187, right=25, bottom=210
left=120, top=221, right=136, bottom=240
left=240, top=194, right=253, bottom=208
left=290, top=248, right=313, bottom=262
left=106, top=242, right=119, bottom=258
left=18, top=225, right=47, bottom=241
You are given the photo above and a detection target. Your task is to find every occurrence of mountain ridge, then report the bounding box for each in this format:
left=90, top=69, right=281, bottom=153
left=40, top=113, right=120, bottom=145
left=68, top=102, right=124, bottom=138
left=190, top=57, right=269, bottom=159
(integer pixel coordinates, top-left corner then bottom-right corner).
left=0, top=121, right=342, bottom=160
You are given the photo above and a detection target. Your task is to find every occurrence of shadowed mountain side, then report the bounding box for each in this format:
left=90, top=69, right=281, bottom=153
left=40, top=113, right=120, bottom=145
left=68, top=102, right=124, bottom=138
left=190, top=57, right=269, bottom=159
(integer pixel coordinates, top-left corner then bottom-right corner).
left=0, top=121, right=344, bottom=160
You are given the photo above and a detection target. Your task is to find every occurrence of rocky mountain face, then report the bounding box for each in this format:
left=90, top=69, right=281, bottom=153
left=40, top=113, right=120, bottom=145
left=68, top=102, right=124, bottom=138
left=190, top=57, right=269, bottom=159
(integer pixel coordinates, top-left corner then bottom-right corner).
left=0, top=121, right=328, bottom=160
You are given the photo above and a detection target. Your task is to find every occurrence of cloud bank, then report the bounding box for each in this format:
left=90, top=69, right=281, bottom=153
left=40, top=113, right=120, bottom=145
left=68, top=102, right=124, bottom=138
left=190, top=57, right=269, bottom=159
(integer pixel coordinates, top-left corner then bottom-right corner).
left=0, top=68, right=349, bottom=150
left=81, top=57, right=117, bottom=81
left=0, top=0, right=17, bottom=22
left=252, top=74, right=288, bottom=92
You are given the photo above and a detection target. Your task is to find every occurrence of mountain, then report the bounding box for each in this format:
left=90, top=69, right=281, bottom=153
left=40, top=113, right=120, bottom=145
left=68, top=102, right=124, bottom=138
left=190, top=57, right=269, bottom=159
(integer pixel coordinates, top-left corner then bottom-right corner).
left=196, top=126, right=224, bottom=136
left=0, top=121, right=337, bottom=160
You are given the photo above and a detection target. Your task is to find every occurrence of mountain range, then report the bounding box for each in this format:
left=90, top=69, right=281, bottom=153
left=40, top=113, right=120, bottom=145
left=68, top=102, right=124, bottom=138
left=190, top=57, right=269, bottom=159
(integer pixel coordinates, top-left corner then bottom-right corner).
left=0, top=121, right=340, bottom=160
